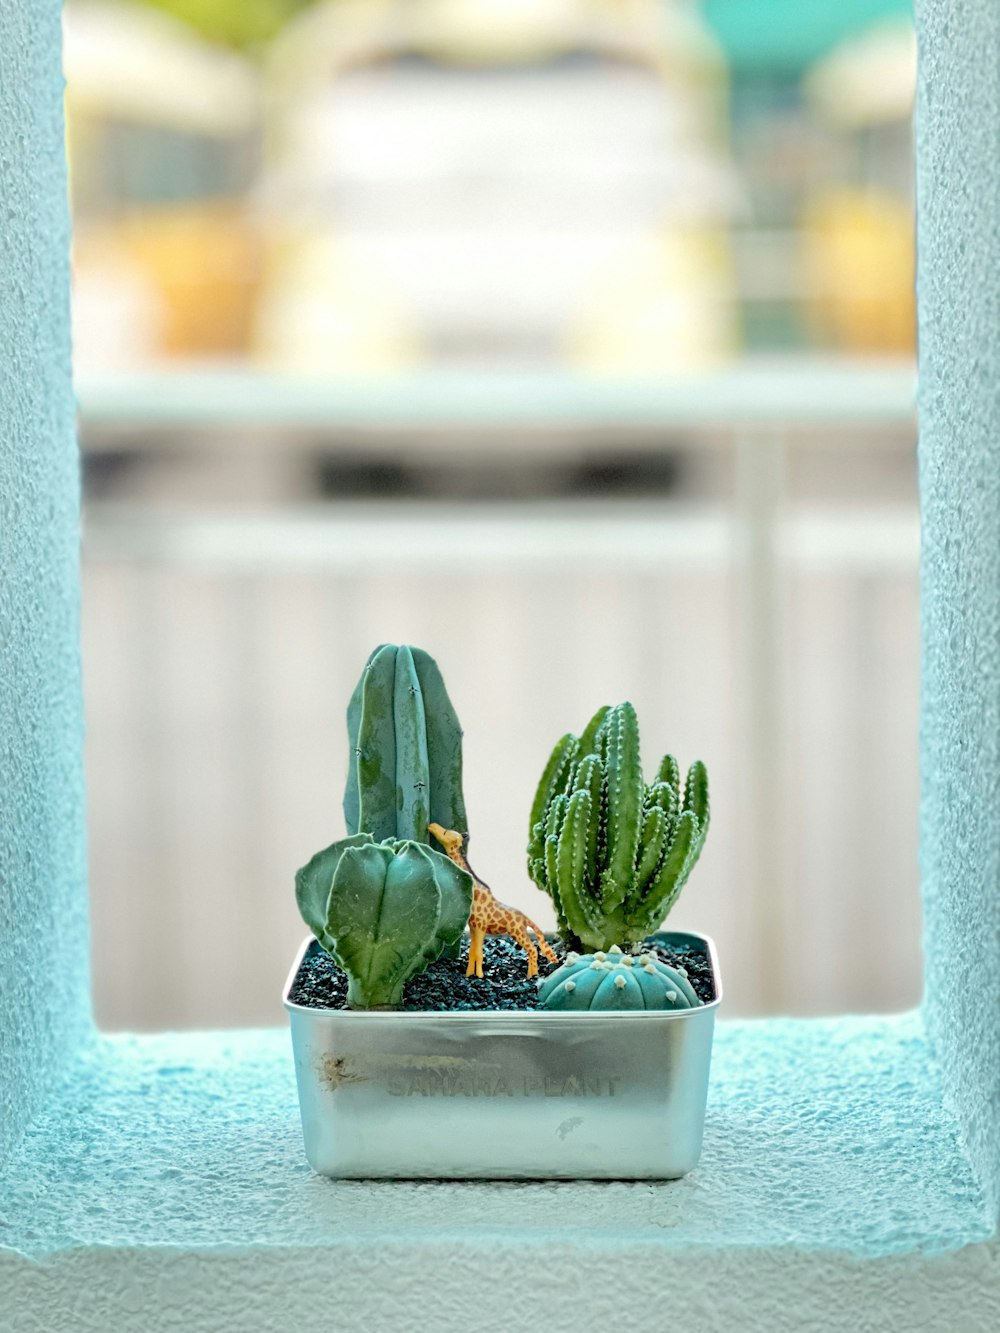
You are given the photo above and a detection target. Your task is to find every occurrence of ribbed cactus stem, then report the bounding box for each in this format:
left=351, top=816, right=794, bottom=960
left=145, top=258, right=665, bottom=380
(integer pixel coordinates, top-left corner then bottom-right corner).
left=683, top=759, right=711, bottom=857
left=555, top=788, right=600, bottom=943
left=543, top=792, right=568, bottom=890
left=527, top=731, right=576, bottom=873
left=576, top=753, right=604, bottom=874
left=638, top=810, right=699, bottom=929
left=577, top=704, right=610, bottom=757
left=392, top=648, right=431, bottom=847
left=600, top=703, right=643, bottom=912
left=344, top=644, right=467, bottom=845
left=529, top=731, right=577, bottom=837
left=657, top=752, right=681, bottom=798
left=635, top=806, right=668, bottom=889
left=646, top=781, right=678, bottom=825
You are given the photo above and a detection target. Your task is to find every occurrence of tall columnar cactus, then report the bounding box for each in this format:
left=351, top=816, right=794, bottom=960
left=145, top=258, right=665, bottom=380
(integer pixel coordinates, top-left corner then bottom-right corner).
left=537, top=947, right=701, bottom=1011
left=527, top=702, right=709, bottom=951
left=295, top=833, right=473, bottom=1008
left=343, top=644, right=468, bottom=846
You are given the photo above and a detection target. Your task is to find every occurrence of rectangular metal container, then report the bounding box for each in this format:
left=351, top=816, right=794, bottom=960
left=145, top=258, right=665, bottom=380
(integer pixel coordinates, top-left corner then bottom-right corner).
left=283, top=929, right=721, bottom=1180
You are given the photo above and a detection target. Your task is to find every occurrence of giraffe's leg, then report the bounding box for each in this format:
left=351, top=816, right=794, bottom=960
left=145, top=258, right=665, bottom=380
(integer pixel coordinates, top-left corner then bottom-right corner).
left=524, top=937, right=539, bottom=979
left=466, top=924, right=485, bottom=979
left=536, top=934, right=558, bottom=968
left=474, top=924, right=485, bottom=979
left=521, top=915, right=559, bottom=967
left=507, top=919, right=539, bottom=978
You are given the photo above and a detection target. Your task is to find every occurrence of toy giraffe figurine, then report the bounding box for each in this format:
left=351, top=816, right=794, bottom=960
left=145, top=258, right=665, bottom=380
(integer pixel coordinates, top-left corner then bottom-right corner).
left=428, top=824, right=558, bottom=979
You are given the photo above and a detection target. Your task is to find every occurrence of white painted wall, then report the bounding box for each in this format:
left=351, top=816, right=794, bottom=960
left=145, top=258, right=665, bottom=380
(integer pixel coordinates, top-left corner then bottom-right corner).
left=83, top=498, right=922, bottom=1029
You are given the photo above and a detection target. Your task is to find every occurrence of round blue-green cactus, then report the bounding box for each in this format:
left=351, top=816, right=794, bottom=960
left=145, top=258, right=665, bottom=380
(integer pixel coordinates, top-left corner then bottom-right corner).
left=537, top=946, right=701, bottom=1011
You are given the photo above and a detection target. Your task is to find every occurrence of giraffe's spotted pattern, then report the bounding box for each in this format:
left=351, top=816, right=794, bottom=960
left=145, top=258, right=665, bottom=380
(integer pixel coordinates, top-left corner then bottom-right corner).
left=428, top=823, right=559, bottom=979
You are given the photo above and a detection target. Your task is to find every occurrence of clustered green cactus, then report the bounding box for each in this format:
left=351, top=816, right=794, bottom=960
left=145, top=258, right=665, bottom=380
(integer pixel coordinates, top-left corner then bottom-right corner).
left=527, top=702, right=709, bottom=951
left=344, top=643, right=468, bottom=846
left=537, top=946, right=701, bottom=1011
left=296, top=832, right=473, bottom=1008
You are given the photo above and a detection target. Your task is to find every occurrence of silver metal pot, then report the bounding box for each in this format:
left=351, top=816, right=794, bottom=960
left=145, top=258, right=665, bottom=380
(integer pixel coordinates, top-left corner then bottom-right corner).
left=283, top=929, right=721, bottom=1180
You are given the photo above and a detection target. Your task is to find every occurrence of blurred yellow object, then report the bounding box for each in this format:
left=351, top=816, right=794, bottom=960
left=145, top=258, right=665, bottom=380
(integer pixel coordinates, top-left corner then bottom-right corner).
left=268, top=0, right=728, bottom=76
left=804, top=20, right=915, bottom=130
left=566, top=228, right=738, bottom=375
left=418, top=0, right=586, bottom=64
left=800, top=188, right=915, bottom=354
left=260, top=0, right=738, bottom=375
left=64, top=1, right=259, bottom=135
left=83, top=202, right=263, bottom=359
left=252, top=232, right=421, bottom=376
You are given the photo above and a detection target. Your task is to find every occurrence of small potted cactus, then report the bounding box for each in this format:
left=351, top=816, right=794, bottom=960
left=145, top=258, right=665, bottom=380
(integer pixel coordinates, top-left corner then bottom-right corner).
left=283, top=644, right=722, bottom=1180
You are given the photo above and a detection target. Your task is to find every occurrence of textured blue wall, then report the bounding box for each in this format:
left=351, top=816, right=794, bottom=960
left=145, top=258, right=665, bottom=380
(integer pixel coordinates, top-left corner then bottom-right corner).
left=0, top=5, right=997, bottom=1327
left=0, top=1, right=996, bottom=1295
left=916, top=0, right=1000, bottom=1218
left=0, top=0, right=91, bottom=1162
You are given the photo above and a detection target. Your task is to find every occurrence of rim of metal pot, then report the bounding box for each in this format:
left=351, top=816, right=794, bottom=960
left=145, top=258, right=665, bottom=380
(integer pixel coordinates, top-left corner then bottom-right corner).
left=282, top=929, right=723, bottom=1019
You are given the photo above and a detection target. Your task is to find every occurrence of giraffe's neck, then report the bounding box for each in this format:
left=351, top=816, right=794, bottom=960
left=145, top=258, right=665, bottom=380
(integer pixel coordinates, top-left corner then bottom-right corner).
left=444, top=845, right=470, bottom=873
left=447, top=844, right=493, bottom=897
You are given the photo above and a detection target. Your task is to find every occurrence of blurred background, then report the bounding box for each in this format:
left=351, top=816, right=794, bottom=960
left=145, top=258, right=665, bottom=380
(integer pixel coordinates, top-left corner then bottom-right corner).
left=69, top=0, right=921, bottom=1029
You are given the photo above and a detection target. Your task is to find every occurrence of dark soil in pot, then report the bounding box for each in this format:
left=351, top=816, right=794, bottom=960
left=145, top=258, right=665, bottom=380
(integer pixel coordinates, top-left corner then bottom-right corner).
left=288, top=936, right=716, bottom=1012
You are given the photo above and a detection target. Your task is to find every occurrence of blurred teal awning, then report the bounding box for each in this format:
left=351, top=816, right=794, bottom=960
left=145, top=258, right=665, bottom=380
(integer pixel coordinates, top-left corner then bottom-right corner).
left=701, top=0, right=912, bottom=74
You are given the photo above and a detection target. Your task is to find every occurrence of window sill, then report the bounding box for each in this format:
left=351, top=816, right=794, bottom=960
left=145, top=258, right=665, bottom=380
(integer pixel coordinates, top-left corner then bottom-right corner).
left=0, top=1016, right=990, bottom=1270
left=2, top=1018, right=998, bottom=1329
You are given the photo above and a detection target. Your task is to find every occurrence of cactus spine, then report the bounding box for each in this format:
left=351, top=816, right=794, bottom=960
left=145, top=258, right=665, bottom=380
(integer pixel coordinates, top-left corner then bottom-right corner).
left=344, top=644, right=468, bottom=846
left=527, top=702, right=709, bottom=951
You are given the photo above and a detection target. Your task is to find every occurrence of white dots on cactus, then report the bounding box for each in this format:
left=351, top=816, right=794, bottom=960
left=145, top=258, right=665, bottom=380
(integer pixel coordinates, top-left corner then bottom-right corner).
left=622, top=956, right=635, bottom=967
left=590, top=961, right=604, bottom=971
left=565, top=980, right=577, bottom=993
left=566, top=951, right=580, bottom=964
left=678, top=967, right=688, bottom=978
left=666, top=991, right=677, bottom=1002
left=643, top=963, right=657, bottom=975
left=608, top=945, right=623, bottom=955
left=594, top=951, right=607, bottom=961
left=613, top=975, right=627, bottom=989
